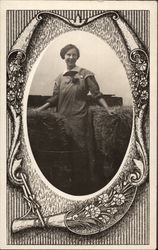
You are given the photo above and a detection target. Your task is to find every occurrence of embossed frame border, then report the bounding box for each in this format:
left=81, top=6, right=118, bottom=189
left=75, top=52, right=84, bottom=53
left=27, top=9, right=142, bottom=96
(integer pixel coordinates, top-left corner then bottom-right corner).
left=2, top=1, right=156, bottom=245
left=7, top=10, right=149, bottom=235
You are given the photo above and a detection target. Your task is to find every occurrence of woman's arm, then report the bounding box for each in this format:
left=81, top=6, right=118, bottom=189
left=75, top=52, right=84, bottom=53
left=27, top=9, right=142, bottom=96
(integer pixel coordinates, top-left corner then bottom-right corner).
left=86, top=75, right=113, bottom=115
left=35, top=79, right=60, bottom=112
left=35, top=102, right=50, bottom=112
left=98, top=97, right=111, bottom=114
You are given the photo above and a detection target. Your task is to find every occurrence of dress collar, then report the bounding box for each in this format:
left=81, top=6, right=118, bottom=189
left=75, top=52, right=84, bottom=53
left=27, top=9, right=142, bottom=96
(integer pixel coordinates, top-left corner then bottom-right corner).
left=63, top=66, right=80, bottom=75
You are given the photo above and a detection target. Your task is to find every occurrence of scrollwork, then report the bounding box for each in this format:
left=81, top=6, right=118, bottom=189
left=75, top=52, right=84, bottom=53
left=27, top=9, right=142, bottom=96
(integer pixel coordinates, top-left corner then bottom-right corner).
left=7, top=49, right=46, bottom=229
left=7, top=10, right=149, bottom=237
left=130, top=48, right=149, bottom=116
left=36, top=11, right=119, bottom=28
left=7, top=51, right=25, bottom=186
left=129, top=48, right=149, bottom=186
left=7, top=51, right=25, bottom=115
left=130, top=140, right=148, bottom=186
left=65, top=172, right=136, bottom=235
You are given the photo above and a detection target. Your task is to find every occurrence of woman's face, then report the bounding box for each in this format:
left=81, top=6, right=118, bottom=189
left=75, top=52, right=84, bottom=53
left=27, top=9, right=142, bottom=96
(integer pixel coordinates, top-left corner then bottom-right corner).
left=64, top=48, right=78, bottom=69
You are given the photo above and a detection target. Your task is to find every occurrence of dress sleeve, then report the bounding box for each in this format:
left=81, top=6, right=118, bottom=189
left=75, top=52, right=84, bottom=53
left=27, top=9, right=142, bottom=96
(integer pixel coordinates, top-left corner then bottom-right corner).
left=86, top=75, right=103, bottom=99
left=46, top=80, right=60, bottom=106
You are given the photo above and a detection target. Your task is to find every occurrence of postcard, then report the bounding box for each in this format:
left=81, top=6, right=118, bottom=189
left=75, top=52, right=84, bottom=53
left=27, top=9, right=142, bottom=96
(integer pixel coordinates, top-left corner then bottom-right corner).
left=0, top=1, right=157, bottom=249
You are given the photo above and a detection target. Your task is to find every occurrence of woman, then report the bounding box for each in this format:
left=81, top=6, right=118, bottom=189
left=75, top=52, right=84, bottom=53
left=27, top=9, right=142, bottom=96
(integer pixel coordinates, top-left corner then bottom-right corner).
left=36, top=44, right=112, bottom=194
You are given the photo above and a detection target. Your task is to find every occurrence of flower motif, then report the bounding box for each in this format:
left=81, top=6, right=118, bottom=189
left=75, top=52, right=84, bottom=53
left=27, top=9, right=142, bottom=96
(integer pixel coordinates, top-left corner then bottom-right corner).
left=132, top=90, right=139, bottom=98
left=140, top=90, right=148, bottom=100
left=7, top=90, right=16, bottom=101
left=98, top=215, right=110, bottom=224
left=114, top=184, right=122, bottom=193
left=106, top=207, right=118, bottom=214
left=98, top=193, right=109, bottom=204
left=17, top=74, right=24, bottom=84
left=17, top=89, right=23, bottom=100
left=85, top=205, right=101, bottom=218
left=139, top=77, right=148, bottom=87
left=131, top=73, right=139, bottom=83
left=113, top=193, right=125, bottom=206
left=9, top=61, right=21, bottom=72
left=8, top=79, right=16, bottom=89
left=136, top=61, right=147, bottom=71
left=110, top=207, right=118, bottom=214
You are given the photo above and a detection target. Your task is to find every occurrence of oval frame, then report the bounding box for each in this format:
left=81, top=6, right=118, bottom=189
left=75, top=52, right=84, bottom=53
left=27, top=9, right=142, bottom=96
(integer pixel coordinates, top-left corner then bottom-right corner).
left=7, top=10, right=149, bottom=236
left=25, top=29, right=132, bottom=199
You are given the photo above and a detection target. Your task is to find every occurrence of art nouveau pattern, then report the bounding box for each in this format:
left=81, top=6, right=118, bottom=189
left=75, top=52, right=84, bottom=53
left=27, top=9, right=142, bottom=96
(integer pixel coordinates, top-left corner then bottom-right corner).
left=7, top=10, right=149, bottom=237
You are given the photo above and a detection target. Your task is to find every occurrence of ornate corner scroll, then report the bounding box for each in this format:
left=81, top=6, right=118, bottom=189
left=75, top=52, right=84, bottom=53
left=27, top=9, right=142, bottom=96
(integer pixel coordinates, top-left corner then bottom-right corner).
left=7, top=13, right=41, bottom=185
left=7, top=51, right=46, bottom=229
left=7, top=16, right=46, bottom=229
left=7, top=10, right=149, bottom=236
left=109, top=14, right=149, bottom=186
left=130, top=48, right=149, bottom=186
left=36, top=10, right=119, bottom=28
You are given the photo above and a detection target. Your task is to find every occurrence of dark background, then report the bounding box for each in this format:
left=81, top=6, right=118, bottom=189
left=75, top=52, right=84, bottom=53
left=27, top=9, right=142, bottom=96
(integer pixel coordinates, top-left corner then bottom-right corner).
left=27, top=94, right=132, bottom=195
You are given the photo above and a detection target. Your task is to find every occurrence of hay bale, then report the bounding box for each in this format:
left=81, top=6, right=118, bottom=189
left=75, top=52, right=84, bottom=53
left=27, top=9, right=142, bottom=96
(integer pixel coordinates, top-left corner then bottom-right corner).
left=27, top=108, right=71, bottom=152
left=27, top=106, right=132, bottom=158
left=89, top=106, right=133, bottom=172
left=27, top=106, right=133, bottom=188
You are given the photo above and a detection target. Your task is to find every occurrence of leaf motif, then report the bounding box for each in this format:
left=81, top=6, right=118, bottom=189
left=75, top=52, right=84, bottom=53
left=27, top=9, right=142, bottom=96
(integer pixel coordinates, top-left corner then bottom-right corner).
left=12, top=158, right=22, bottom=175
left=84, top=218, right=98, bottom=225
left=69, top=221, right=85, bottom=228
left=68, top=217, right=98, bottom=229
left=133, top=159, right=144, bottom=173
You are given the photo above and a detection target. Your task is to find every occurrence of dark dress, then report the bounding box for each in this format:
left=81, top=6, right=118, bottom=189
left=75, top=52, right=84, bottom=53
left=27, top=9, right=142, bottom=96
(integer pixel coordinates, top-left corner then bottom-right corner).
left=47, top=66, right=103, bottom=194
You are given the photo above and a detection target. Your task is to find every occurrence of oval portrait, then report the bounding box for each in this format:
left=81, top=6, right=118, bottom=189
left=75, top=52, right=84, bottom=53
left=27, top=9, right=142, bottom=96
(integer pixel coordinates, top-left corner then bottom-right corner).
left=27, top=31, right=133, bottom=196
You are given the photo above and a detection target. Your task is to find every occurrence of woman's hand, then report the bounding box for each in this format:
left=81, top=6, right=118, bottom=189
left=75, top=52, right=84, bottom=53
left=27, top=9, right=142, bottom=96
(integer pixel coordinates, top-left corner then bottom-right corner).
left=108, top=110, right=114, bottom=115
left=98, top=97, right=115, bottom=115
left=108, top=108, right=116, bottom=115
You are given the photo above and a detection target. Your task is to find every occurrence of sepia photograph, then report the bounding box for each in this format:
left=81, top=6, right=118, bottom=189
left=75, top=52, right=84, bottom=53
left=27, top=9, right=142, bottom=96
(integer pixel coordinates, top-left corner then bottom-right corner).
left=0, top=1, right=157, bottom=249
left=27, top=32, right=133, bottom=195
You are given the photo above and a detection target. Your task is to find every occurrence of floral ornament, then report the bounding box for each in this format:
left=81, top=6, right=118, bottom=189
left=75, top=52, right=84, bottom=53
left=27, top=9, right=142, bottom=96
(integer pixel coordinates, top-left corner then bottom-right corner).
left=107, top=207, right=118, bottom=215
left=132, top=90, right=139, bottom=98
left=7, top=90, right=16, bottom=102
left=136, top=61, right=147, bottom=71
left=7, top=52, right=25, bottom=116
left=131, top=72, right=139, bottom=83
left=7, top=79, right=17, bottom=89
left=139, top=77, right=148, bottom=88
left=98, top=193, right=109, bottom=205
left=98, top=215, right=110, bottom=223
left=130, top=49, right=149, bottom=116
left=9, top=60, right=21, bottom=73
left=17, top=88, right=23, bottom=100
left=140, top=90, right=148, bottom=100
left=112, top=193, right=125, bottom=206
left=85, top=205, right=101, bottom=218
left=17, top=73, right=24, bottom=84
left=66, top=174, right=135, bottom=235
left=113, top=184, right=122, bottom=194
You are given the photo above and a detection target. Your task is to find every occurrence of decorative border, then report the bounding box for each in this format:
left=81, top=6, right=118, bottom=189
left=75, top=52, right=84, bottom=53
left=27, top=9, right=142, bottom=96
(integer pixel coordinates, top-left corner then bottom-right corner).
left=7, top=10, right=149, bottom=236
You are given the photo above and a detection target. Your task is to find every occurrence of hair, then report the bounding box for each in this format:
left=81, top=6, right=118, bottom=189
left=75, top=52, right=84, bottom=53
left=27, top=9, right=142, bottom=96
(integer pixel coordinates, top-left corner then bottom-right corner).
left=60, top=44, right=80, bottom=59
